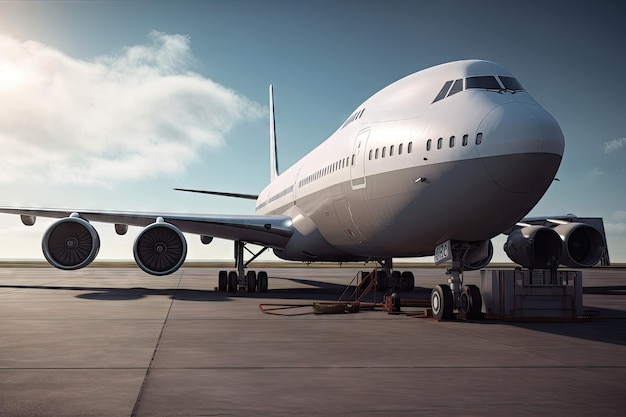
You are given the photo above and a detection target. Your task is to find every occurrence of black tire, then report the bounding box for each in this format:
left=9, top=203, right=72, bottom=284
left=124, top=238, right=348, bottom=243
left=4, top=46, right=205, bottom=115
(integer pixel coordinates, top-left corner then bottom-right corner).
left=391, top=271, right=402, bottom=289
left=257, top=271, right=268, bottom=293
left=401, top=271, right=414, bottom=291
left=460, top=284, right=482, bottom=319
left=227, top=271, right=238, bottom=293
left=431, top=284, right=453, bottom=320
left=218, top=270, right=227, bottom=292
left=247, top=270, right=257, bottom=293
left=376, top=270, right=388, bottom=291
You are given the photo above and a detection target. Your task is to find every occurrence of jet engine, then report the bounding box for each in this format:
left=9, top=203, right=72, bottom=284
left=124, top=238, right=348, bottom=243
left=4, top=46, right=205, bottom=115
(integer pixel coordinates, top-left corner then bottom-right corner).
left=462, top=240, right=494, bottom=270
left=554, top=222, right=605, bottom=268
left=504, top=223, right=605, bottom=269
left=42, top=216, right=100, bottom=270
left=133, top=221, right=187, bottom=276
left=503, top=226, right=562, bottom=269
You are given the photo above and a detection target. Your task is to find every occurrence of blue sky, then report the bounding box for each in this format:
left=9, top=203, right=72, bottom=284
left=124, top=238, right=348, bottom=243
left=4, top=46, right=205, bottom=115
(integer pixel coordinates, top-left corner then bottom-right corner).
left=0, top=0, right=624, bottom=263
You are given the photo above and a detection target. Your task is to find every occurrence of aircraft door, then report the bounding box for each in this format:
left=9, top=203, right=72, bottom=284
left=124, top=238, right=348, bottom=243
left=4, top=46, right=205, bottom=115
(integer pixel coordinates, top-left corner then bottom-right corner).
left=350, top=129, right=370, bottom=190
left=293, top=168, right=302, bottom=203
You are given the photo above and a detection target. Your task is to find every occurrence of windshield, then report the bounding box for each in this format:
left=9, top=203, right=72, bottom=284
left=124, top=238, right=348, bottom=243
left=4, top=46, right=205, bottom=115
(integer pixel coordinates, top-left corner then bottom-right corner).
left=499, top=76, right=525, bottom=91
left=465, top=76, right=501, bottom=90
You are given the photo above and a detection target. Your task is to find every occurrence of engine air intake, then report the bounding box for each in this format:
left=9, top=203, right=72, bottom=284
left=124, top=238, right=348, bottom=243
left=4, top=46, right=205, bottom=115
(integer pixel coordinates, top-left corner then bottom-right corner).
left=133, top=222, right=187, bottom=276
left=42, top=217, right=100, bottom=270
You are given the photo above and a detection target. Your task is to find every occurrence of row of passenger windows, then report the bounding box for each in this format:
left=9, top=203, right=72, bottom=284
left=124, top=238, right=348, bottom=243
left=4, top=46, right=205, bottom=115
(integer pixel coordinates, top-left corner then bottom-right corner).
left=426, top=132, right=483, bottom=150
left=262, top=132, right=485, bottom=208
left=341, top=107, right=366, bottom=130
left=368, top=141, right=413, bottom=160
left=257, top=183, right=295, bottom=210
left=299, top=155, right=353, bottom=187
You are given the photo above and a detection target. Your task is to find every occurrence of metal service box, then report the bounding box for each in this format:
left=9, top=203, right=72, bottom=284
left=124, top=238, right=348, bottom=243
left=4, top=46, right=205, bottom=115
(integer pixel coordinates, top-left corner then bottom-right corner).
left=480, top=269, right=583, bottom=320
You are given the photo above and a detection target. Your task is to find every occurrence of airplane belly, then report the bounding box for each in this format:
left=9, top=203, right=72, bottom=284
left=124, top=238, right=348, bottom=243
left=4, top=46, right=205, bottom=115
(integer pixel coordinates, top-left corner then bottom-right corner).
left=330, top=152, right=560, bottom=258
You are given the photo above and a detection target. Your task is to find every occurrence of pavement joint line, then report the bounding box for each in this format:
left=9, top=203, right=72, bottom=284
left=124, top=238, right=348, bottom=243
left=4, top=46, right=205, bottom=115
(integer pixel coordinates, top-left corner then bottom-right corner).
left=130, top=270, right=184, bottom=417
left=1, top=365, right=625, bottom=371
left=125, top=365, right=626, bottom=370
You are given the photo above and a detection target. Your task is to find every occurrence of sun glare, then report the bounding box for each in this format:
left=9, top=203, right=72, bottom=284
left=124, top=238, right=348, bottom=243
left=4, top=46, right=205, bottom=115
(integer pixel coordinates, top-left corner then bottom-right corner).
left=0, top=63, right=31, bottom=90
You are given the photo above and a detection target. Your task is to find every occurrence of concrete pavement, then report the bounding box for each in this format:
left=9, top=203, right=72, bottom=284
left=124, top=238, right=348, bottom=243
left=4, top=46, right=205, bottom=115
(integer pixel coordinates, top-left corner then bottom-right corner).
left=0, top=266, right=624, bottom=416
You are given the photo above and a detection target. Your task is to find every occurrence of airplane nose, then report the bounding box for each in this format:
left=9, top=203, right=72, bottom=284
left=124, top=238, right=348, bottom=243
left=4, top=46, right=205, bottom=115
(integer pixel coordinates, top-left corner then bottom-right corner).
left=476, top=102, right=564, bottom=193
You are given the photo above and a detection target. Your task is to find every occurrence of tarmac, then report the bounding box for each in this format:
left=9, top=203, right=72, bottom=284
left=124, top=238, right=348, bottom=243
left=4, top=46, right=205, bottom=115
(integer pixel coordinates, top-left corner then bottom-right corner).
left=0, top=265, right=625, bottom=417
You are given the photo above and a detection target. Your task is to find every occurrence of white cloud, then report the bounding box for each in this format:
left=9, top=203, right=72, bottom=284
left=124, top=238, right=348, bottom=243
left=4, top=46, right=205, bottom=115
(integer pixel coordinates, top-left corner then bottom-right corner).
left=0, top=32, right=263, bottom=185
left=605, top=223, right=626, bottom=234
left=614, top=211, right=626, bottom=221
left=587, top=167, right=605, bottom=176
left=604, top=137, right=626, bottom=154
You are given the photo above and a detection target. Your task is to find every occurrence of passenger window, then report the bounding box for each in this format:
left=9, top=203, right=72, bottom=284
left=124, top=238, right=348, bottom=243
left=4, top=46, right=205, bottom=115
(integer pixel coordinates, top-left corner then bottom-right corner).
left=432, top=80, right=453, bottom=103
left=369, top=150, right=372, bottom=160
left=398, top=143, right=403, bottom=155
left=426, top=139, right=431, bottom=151
left=476, top=132, right=483, bottom=145
left=375, top=148, right=379, bottom=159
left=352, top=154, right=355, bottom=165
left=437, top=138, right=443, bottom=149
left=390, top=145, right=394, bottom=156
left=462, top=134, right=469, bottom=146
left=449, top=136, right=455, bottom=148
left=408, top=142, right=413, bottom=153
left=382, top=147, right=386, bottom=158
left=447, top=79, right=463, bottom=97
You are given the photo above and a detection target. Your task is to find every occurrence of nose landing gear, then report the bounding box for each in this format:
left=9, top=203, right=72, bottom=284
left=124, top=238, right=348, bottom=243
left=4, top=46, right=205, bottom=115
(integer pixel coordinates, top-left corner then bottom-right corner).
left=431, top=241, right=487, bottom=320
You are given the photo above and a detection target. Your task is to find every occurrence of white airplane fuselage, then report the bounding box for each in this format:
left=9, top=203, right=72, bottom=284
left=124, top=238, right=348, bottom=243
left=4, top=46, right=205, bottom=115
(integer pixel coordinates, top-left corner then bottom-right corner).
left=256, top=60, right=564, bottom=262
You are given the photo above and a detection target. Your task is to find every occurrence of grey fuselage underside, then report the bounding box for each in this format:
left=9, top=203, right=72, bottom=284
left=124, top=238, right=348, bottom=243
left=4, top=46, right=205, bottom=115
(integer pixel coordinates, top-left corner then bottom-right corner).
left=269, top=152, right=561, bottom=261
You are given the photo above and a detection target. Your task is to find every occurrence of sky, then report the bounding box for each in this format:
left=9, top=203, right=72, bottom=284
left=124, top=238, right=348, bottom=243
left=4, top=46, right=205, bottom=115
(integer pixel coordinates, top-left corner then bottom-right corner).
left=0, top=0, right=624, bottom=263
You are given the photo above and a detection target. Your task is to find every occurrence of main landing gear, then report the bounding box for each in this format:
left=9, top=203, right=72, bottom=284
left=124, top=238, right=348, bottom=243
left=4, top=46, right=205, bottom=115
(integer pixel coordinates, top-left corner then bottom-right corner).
left=376, top=258, right=415, bottom=291
left=430, top=243, right=484, bottom=320
left=218, top=241, right=269, bottom=294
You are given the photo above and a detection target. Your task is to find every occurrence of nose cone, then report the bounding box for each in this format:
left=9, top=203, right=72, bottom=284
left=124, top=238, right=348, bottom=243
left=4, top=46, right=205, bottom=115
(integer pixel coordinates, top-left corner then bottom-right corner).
left=477, top=102, right=564, bottom=193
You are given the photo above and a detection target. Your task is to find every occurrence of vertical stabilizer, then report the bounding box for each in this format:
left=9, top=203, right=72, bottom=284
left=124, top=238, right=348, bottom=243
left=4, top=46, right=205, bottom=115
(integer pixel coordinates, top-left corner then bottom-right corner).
left=269, top=85, right=279, bottom=182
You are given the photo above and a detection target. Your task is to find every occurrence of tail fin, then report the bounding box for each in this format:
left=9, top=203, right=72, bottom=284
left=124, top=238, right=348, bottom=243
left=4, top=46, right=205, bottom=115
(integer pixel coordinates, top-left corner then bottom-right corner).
left=269, top=84, right=279, bottom=182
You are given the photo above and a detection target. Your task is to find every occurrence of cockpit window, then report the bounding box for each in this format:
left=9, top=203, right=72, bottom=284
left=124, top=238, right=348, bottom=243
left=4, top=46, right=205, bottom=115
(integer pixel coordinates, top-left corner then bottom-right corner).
left=432, top=80, right=453, bottom=103
left=465, top=76, right=501, bottom=90
left=447, top=79, right=463, bottom=97
left=499, top=76, right=524, bottom=91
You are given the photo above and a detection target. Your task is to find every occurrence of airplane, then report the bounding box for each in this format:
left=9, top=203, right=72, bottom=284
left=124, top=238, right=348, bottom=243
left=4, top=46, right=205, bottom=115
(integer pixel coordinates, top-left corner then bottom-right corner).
left=0, top=59, right=606, bottom=320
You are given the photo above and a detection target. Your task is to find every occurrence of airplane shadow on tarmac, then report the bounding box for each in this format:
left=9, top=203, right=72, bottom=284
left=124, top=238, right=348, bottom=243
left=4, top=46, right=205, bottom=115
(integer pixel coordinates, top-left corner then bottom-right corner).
left=1, top=276, right=625, bottom=346
left=0, top=274, right=408, bottom=303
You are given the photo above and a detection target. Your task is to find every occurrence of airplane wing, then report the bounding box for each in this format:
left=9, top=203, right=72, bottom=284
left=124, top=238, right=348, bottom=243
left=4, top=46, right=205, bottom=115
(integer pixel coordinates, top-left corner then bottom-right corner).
left=0, top=207, right=293, bottom=249
left=503, top=214, right=580, bottom=234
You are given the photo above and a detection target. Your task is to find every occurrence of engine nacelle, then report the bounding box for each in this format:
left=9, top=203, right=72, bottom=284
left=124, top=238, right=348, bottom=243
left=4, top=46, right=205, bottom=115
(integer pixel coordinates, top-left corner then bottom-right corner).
left=463, top=240, right=494, bottom=270
left=504, top=226, right=563, bottom=269
left=42, top=217, right=100, bottom=270
left=133, top=221, right=187, bottom=276
left=554, top=222, right=605, bottom=268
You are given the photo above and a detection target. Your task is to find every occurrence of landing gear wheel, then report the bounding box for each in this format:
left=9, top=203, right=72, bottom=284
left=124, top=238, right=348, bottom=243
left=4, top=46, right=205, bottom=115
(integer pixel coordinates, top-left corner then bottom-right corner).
left=247, top=270, right=257, bottom=293
left=218, top=270, right=227, bottom=292
left=401, top=271, right=414, bottom=291
left=460, top=284, right=482, bottom=319
left=257, top=271, right=268, bottom=293
left=227, top=271, right=238, bottom=294
left=391, top=271, right=401, bottom=289
left=376, top=270, right=388, bottom=291
left=431, top=284, right=453, bottom=320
